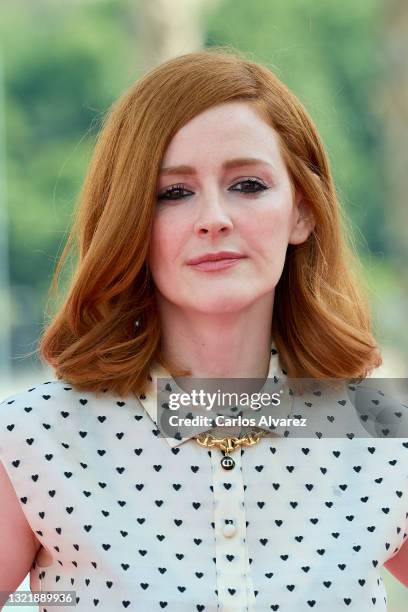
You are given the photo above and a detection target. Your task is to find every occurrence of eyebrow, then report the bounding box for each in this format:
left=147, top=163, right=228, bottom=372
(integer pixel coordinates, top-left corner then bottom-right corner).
left=159, top=157, right=275, bottom=177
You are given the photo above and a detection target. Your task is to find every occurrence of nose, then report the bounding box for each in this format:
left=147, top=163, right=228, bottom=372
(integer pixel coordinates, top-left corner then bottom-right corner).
left=193, top=191, right=233, bottom=237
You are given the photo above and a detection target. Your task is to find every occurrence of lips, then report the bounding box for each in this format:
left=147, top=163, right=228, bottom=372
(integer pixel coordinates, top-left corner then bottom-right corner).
left=187, top=251, right=244, bottom=265
left=189, top=258, right=244, bottom=272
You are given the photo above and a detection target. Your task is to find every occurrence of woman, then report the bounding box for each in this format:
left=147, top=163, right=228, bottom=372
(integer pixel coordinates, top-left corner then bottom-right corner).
left=1, top=47, right=407, bottom=611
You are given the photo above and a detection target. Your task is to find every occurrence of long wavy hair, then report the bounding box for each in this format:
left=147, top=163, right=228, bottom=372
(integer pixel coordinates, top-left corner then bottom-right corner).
left=38, top=46, right=382, bottom=397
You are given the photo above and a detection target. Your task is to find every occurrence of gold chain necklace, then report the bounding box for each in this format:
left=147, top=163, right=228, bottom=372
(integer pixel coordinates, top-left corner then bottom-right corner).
left=194, top=427, right=270, bottom=470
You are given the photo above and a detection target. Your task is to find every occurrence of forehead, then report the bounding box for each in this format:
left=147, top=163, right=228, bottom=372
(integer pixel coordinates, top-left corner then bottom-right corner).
left=161, top=101, right=284, bottom=169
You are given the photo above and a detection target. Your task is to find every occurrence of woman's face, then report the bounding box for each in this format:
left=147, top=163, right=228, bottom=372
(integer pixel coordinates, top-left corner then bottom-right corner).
left=149, top=101, right=314, bottom=315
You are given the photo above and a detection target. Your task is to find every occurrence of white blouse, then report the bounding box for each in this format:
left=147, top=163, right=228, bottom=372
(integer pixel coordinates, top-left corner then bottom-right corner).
left=0, top=344, right=407, bottom=611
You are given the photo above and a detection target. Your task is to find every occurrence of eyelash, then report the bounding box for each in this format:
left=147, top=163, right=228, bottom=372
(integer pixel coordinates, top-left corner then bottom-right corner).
left=157, top=178, right=269, bottom=201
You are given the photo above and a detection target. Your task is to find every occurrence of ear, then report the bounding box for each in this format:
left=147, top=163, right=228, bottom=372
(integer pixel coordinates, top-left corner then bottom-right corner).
left=288, top=191, right=315, bottom=245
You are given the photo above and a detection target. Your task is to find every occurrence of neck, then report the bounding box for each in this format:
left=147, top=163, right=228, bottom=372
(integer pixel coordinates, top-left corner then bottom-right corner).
left=156, top=293, right=274, bottom=381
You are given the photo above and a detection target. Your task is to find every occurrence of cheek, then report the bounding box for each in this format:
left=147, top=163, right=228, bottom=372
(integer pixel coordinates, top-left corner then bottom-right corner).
left=246, top=201, right=293, bottom=253
left=150, top=225, right=169, bottom=279
left=149, top=212, right=187, bottom=278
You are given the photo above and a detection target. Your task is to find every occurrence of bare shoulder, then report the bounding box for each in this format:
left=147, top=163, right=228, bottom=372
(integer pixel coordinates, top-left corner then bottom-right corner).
left=384, top=537, right=408, bottom=587
left=0, top=459, right=41, bottom=592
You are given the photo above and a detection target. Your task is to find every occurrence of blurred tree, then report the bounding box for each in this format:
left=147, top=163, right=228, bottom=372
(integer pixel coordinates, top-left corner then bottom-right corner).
left=0, top=0, right=136, bottom=369
left=138, top=0, right=206, bottom=69
left=381, top=0, right=408, bottom=283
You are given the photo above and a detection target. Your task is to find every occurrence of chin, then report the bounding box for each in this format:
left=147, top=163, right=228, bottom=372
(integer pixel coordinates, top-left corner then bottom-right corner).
left=189, top=293, right=254, bottom=314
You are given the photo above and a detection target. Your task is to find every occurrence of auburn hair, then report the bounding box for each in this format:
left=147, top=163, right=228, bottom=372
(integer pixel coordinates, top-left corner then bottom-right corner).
left=37, top=46, right=382, bottom=398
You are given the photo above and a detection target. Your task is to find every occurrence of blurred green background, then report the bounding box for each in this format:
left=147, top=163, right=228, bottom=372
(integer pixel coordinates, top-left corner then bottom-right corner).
left=0, top=0, right=407, bottom=608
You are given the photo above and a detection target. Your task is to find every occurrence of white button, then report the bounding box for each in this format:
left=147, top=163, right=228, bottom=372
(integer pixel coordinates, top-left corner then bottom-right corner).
left=222, top=523, right=237, bottom=537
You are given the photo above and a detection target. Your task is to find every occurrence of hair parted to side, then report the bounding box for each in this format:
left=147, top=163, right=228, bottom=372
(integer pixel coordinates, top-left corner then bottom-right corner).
left=38, top=45, right=382, bottom=398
